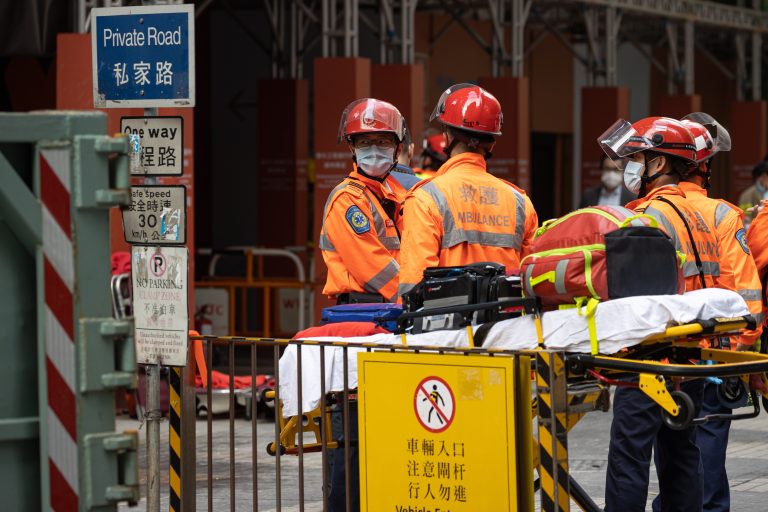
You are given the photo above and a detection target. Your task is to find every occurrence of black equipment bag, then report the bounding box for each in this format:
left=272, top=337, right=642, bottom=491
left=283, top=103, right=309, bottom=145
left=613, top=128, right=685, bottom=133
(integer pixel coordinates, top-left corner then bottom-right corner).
left=400, top=262, right=525, bottom=334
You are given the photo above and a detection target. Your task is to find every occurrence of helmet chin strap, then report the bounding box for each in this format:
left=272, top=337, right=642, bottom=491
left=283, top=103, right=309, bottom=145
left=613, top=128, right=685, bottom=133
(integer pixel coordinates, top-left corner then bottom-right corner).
left=638, top=155, right=672, bottom=197
left=695, top=160, right=713, bottom=189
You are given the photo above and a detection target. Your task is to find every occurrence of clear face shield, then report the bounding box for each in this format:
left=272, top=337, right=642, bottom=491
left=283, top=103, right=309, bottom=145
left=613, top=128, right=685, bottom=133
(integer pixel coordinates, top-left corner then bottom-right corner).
left=682, top=112, right=732, bottom=158
left=338, top=98, right=406, bottom=143
left=597, top=119, right=664, bottom=171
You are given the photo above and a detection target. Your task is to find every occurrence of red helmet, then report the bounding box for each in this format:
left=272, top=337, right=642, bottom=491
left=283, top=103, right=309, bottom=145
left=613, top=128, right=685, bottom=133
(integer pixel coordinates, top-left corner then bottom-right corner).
left=338, top=98, right=405, bottom=143
left=422, top=133, right=447, bottom=160
left=680, top=112, right=731, bottom=163
left=430, top=84, right=503, bottom=136
left=598, top=116, right=697, bottom=167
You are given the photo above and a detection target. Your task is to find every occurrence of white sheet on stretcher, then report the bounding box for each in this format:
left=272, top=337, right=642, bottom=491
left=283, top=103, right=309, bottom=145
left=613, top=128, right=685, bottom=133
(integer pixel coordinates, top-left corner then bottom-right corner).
left=278, top=289, right=748, bottom=416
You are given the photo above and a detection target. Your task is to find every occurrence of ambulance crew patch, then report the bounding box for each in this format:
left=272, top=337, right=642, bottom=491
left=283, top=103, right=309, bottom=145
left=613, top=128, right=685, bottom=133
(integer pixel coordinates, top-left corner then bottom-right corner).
left=736, top=228, right=750, bottom=254
left=346, top=205, right=370, bottom=234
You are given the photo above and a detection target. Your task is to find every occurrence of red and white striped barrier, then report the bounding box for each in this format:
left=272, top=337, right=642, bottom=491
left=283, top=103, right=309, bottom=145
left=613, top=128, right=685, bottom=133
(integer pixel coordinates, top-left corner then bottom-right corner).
left=40, top=148, right=79, bottom=511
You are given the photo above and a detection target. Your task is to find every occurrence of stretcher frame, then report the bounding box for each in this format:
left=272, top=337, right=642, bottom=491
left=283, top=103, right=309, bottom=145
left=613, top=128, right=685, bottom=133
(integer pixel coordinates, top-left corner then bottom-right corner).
left=213, top=307, right=768, bottom=512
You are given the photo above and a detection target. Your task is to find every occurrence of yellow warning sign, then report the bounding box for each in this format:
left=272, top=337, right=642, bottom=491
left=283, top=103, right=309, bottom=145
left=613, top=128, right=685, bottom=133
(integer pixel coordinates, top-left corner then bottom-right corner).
left=358, top=352, right=532, bottom=512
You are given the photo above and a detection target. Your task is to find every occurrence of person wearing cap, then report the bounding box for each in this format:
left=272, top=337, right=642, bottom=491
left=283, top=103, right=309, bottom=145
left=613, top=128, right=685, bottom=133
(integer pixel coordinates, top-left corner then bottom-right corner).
left=319, top=98, right=408, bottom=306
left=398, top=83, right=538, bottom=297
left=598, top=116, right=722, bottom=512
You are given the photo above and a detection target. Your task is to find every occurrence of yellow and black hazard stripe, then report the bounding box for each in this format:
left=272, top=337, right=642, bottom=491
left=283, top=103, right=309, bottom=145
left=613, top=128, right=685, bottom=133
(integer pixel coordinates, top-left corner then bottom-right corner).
left=536, top=352, right=570, bottom=512
left=169, top=367, right=182, bottom=512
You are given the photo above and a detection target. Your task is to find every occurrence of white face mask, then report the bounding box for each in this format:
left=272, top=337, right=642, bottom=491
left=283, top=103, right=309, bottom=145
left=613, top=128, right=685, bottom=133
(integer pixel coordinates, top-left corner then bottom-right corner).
left=355, top=146, right=395, bottom=177
left=623, top=160, right=644, bottom=195
left=601, top=170, right=622, bottom=191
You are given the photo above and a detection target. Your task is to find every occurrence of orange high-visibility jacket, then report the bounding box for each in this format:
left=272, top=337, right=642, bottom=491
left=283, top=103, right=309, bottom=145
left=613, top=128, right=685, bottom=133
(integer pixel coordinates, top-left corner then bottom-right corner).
left=398, top=152, right=538, bottom=296
left=678, top=182, right=763, bottom=344
left=747, top=200, right=768, bottom=319
left=319, top=168, right=406, bottom=302
left=627, top=185, right=721, bottom=291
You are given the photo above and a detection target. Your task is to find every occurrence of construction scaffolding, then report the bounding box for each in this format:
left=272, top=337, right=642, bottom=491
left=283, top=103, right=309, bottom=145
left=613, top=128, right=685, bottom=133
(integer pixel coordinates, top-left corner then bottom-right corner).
left=72, top=1, right=766, bottom=96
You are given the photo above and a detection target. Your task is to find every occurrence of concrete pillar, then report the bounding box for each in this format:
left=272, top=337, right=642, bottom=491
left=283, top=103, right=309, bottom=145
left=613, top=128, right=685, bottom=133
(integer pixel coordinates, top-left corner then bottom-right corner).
left=56, top=33, right=142, bottom=255
left=655, top=94, right=702, bottom=119
left=313, top=57, right=371, bottom=317
left=371, top=64, right=425, bottom=152
left=256, top=79, right=309, bottom=250
left=580, top=86, right=630, bottom=191
left=730, top=101, right=767, bottom=204
left=56, top=33, right=196, bottom=314
left=479, top=76, right=531, bottom=191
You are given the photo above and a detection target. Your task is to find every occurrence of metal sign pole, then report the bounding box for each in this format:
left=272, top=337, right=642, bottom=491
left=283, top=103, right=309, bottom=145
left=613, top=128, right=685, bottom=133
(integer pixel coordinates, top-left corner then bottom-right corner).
left=147, top=362, right=162, bottom=512
left=91, top=2, right=194, bottom=508
left=144, top=104, right=161, bottom=512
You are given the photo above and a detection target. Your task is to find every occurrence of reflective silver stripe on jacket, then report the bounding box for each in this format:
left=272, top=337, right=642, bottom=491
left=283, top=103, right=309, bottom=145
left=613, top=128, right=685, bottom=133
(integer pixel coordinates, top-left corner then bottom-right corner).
left=682, top=260, right=721, bottom=278
left=738, top=289, right=763, bottom=302
left=398, top=282, right=417, bottom=297
left=318, top=233, right=336, bottom=251
left=363, top=260, right=400, bottom=295
left=320, top=180, right=401, bottom=252
left=365, top=192, right=400, bottom=251
left=421, top=181, right=523, bottom=250
left=715, top=202, right=732, bottom=229
left=318, top=181, right=353, bottom=253
left=754, top=312, right=765, bottom=325
left=322, top=182, right=350, bottom=218
left=643, top=206, right=681, bottom=251
left=512, top=187, right=526, bottom=249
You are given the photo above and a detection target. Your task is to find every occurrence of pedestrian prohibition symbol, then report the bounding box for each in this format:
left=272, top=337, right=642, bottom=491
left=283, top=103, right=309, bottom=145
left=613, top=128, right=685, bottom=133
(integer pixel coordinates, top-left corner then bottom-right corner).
left=413, top=376, right=455, bottom=433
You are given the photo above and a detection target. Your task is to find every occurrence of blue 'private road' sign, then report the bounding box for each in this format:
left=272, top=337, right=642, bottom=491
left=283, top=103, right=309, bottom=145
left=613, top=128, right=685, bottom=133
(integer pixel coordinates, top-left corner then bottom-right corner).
left=91, top=5, right=195, bottom=108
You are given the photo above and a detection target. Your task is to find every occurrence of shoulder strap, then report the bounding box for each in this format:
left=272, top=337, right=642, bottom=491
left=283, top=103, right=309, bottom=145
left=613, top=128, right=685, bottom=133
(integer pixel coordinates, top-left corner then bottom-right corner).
left=345, top=178, right=366, bottom=195
left=655, top=196, right=707, bottom=289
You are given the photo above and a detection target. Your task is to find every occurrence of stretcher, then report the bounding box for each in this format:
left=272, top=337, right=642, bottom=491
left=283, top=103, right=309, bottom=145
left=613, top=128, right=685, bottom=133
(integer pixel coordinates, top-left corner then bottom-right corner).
left=273, top=288, right=768, bottom=451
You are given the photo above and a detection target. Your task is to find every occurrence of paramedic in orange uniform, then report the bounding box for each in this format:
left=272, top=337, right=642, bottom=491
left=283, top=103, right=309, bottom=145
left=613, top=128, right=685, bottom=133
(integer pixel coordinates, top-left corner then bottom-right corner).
left=678, top=114, right=763, bottom=342
left=599, top=116, right=721, bottom=512
left=746, top=200, right=768, bottom=364
left=319, top=98, right=407, bottom=304
left=669, top=114, right=764, bottom=512
left=398, top=84, right=538, bottom=297
left=747, top=200, right=768, bottom=297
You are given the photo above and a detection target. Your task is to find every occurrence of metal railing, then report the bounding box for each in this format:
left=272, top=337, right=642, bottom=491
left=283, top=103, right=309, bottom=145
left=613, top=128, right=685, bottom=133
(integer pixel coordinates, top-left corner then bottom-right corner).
left=190, top=334, right=538, bottom=511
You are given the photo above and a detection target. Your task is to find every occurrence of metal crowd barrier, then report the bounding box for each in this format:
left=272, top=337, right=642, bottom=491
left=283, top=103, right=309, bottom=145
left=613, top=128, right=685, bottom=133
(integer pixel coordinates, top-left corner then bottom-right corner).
left=181, top=323, right=768, bottom=511
left=188, top=334, right=545, bottom=511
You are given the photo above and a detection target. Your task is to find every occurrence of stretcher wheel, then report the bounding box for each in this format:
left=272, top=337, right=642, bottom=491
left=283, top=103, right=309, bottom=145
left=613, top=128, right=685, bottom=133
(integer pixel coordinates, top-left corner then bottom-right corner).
left=567, top=360, right=586, bottom=376
left=661, top=391, right=694, bottom=431
left=266, top=442, right=286, bottom=456
left=717, top=378, right=748, bottom=409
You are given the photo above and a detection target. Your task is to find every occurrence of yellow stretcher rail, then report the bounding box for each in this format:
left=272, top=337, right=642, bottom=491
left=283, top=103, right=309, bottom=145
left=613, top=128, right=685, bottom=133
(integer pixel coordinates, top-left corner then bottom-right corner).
left=644, top=316, right=751, bottom=341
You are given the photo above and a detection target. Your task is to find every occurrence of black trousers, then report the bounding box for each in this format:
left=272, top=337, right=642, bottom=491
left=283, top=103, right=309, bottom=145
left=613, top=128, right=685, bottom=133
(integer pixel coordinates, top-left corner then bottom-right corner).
left=605, top=380, right=704, bottom=512
left=329, top=401, right=359, bottom=512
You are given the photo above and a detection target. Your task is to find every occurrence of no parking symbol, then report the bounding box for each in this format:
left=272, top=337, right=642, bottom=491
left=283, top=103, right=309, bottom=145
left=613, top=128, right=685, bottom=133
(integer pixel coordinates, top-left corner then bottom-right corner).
left=413, top=376, right=455, bottom=433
